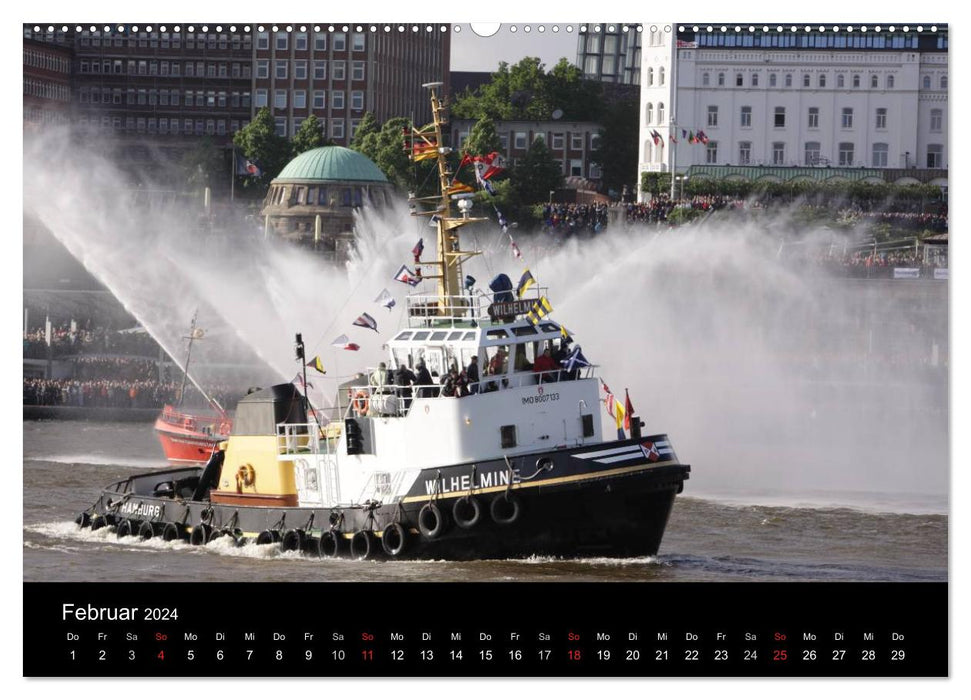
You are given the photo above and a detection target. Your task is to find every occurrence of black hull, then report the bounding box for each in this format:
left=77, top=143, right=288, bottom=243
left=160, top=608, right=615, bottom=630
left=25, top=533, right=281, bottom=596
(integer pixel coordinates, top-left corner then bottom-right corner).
left=80, top=443, right=690, bottom=560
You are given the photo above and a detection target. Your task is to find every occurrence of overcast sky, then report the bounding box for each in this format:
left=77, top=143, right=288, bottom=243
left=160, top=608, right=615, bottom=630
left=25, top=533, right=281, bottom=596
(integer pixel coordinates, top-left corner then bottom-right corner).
left=449, top=24, right=581, bottom=72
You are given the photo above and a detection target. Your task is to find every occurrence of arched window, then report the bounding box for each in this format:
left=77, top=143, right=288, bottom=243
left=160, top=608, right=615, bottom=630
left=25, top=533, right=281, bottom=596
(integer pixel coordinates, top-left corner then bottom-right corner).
left=837, top=74, right=844, bottom=88
left=647, top=67, right=654, bottom=86
left=658, top=102, right=665, bottom=124
left=769, top=73, right=777, bottom=87
left=852, top=74, right=860, bottom=88
left=645, top=103, right=653, bottom=124
left=886, top=75, right=894, bottom=89
left=718, top=72, right=725, bottom=86
left=702, top=72, right=710, bottom=86
left=819, top=74, right=826, bottom=88
left=871, top=75, right=878, bottom=88
left=785, top=74, right=792, bottom=87
left=922, top=75, right=931, bottom=89
left=654, top=140, right=664, bottom=163
left=803, top=73, right=810, bottom=87
left=941, top=75, right=948, bottom=89
left=659, top=66, right=665, bottom=85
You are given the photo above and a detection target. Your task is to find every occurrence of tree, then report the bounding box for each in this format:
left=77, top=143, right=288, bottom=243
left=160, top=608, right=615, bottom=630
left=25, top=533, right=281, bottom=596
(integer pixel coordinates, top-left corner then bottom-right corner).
left=511, top=137, right=563, bottom=205
left=180, top=137, right=227, bottom=193
left=591, top=98, right=638, bottom=197
left=232, top=107, right=292, bottom=188
left=292, top=114, right=330, bottom=155
left=350, top=112, right=379, bottom=150
left=451, top=57, right=605, bottom=122
left=464, top=116, right=503, bottom=156
left=352, top=116, right=417, bottom=191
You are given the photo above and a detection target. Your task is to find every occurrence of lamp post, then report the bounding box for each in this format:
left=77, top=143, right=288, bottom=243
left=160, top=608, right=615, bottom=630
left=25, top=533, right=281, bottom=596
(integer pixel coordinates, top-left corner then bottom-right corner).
left=549, top=190, right=555, bottom=204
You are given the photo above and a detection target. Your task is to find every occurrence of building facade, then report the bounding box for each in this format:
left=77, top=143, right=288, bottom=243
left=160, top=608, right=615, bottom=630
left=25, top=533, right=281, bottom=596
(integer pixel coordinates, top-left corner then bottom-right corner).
left=23, top=38, right=72, bottom=128
left=22, top=24, right=450, bottom=158
left=251, top=26, right=449, bottom=145
left=576, top=23, right=642, bottom=85
left=638, top=24, right=948, bottom=199
left=451, top=119, right=603, bottom=182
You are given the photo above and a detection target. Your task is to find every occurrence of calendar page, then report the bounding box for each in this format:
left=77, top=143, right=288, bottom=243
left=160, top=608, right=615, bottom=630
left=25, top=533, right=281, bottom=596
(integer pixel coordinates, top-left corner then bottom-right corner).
left=22, top=18, right=949, bottom=680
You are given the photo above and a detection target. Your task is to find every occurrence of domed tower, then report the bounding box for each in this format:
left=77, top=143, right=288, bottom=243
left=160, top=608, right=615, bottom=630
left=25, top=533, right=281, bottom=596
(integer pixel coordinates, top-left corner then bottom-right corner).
left=261, top=146, right=394, bottom=260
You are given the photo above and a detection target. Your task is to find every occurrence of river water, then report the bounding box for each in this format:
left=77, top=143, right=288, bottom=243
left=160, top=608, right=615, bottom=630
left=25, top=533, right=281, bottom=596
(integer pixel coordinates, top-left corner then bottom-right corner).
left=23, top=419, right=947, bottom=583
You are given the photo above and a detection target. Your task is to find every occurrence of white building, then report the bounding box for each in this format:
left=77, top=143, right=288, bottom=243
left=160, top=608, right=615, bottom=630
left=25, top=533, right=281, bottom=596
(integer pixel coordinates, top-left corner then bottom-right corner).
left=638, top=24, right=948, bottom=200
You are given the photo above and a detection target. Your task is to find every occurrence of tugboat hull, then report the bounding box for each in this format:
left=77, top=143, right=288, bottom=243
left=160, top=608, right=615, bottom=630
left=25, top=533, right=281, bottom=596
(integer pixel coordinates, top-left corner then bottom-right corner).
left=82, top=443, right=689, bottom=560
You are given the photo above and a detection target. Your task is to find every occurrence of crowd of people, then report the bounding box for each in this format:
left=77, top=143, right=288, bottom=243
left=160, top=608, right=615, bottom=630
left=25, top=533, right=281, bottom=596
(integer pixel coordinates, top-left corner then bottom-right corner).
left=541, top=203, right=610, bottom=236
left=23, top=376, right=242, bottom=410
left=23, top=323, right=160, bottom=360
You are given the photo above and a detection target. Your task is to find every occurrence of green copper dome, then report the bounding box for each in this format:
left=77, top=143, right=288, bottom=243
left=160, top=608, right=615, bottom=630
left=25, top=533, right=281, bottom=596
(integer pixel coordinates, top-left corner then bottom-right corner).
left=276, top=146, right=388, bottom=183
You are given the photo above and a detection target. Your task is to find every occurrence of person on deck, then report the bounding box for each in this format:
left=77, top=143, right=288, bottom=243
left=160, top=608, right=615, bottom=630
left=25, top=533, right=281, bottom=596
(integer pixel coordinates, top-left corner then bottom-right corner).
left=415, top=360, right=434, bottom=398
left=466, top=355, right=480, bottom=394
left=532, top=346, right=557, bottom=382
left=395, top=364, right=417, bottom=409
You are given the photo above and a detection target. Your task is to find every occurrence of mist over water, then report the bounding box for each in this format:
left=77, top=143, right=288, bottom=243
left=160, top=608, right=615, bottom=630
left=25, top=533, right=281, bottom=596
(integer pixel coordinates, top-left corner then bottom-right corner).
left=24, top=129, right=947, bottom=508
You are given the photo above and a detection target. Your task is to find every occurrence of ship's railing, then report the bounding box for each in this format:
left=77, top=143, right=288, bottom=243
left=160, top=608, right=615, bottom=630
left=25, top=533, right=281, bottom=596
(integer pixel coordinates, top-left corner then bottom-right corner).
left=342, top=363, right=597, bottom=419
left=404, top=287, right=550, bottom=328
left=276, top=421, right=340, bottom=456
left=159, top=405, right=231, bottom=436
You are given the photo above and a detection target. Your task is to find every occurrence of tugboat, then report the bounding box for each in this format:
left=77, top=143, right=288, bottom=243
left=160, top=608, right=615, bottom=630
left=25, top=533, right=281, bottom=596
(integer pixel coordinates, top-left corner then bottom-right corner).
left=153, top=314, right=232, bottom=464
left=76, top=83, right=690, bottom=559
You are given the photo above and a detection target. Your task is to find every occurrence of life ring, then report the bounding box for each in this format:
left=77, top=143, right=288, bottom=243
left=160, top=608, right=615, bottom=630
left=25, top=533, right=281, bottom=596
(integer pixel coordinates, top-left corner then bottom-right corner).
left=189, top=523, right=212, bottom=545
left=281, top=529, right=305, bottom=552
left=161, top=522, right=183, bottom=542
left=235, top=464, right=256, bottom=490
left=452, top=496, right=482, bottom=529
left=318, top=530, right=341, bottom=558
left=349, top=530, right=374, bottom=560
left=116, top=519, right=135, bottom=538
left=418, top=502, right=448, bottom=540
left=352, top=390, right=370, bottom=416
left=137, top=521, right=155, bottom=540
left=490, top=494, right=521, bottom=525
left=381, top=522, right=408, bottom=557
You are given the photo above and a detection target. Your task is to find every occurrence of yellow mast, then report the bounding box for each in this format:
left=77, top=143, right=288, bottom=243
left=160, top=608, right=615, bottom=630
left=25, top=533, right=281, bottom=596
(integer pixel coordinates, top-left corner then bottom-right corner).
left=411, top=82, right=484, bottom=316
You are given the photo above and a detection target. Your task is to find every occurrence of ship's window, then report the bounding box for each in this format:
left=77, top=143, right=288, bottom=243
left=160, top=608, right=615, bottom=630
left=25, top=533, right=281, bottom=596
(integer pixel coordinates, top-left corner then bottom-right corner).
left=483, top=345, right=509, bottom=377
left=412, top=331, right=430, bottom=340
left=500, top=425, right=517, bottom=448
left=395, top=331, right=413, bottom=340
left=512, top=325, right=537, bottom=336
left=447, top=331, right=463, bottom=340
left=486, top=329, right=508, bottom=338
left=513, top=342, right=535, bottom=372
left=430, top=331, right=447, bottom=341
left=539, top=323, right=560, bottom=334
left=581, top=414, right=595, bottom=437
left=463, top=332, right=477, bottom=341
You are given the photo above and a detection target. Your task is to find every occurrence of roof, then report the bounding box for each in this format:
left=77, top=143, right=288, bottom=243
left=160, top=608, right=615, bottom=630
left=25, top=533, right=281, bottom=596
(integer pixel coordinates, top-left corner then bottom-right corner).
left=275, top=146, right=388, bottom=183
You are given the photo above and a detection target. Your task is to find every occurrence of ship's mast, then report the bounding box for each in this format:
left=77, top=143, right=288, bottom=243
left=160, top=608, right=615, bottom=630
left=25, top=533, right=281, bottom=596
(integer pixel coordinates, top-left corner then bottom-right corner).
left=411, top=82, right=484, bottom=316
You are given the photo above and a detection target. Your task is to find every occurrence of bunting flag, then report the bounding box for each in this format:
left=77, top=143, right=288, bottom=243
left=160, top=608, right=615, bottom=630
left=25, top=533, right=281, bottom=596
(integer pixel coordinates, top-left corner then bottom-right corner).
left=682, top=129, right=688, bottom=139
left=353, top=312, right=378, bottom=332
left=559, top=324, right=572, bottom=339
left=331, top=334, right=349, bottom=347
left=446, top=182, right=474, bottom=195
left=306, top=356, right=326, bottom=374
left=293, top=373, right=314, bottom=390
left=669, top=132, right=678, bottom=144
left=526, top=296, right=552, bottom=325
left=495, top=206, right=509, bottom=233
left=510, top=240, right=522, bottom=259
left=516, top=269, right=536, bottom=298
left=651, top=130, right=660, bottom=146
left=697, top=130, right=709, bottom=145
left=411, top=141, right=439, bottom=161
left=624, top=389, right=635, bottom=431
left=688, top=131, right=696, bottom=144
left=235, top=151, right=262, bottom=176
left=394, top=264, right=421, bottom=287
left=375, top=288, right=396, bottom=311
left=561, top=345, right=590, bottom=373
left=343, top=342, right=360, bottom=351
left=614, top=398, right=627, bottom=439
left=412, top=238, right=424, bottom=260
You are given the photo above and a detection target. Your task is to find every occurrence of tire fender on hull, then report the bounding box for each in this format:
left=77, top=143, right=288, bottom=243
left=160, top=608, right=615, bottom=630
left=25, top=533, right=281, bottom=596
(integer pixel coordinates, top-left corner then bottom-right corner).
left=418, top=502, right=448, bottom=539
left=381, top=522, right=408, bottom=557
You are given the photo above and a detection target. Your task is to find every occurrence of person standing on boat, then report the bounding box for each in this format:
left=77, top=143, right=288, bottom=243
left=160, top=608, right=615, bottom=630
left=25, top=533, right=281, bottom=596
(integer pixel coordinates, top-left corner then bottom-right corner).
left=532, top=345, right=557, bottom=382
left=466, top=355, right=480, bottom=394
left=415, top=359, right=434, bottom=398
left=395, top=364, right=417, bottom=409
left=370, top=362, right=391, bottom=394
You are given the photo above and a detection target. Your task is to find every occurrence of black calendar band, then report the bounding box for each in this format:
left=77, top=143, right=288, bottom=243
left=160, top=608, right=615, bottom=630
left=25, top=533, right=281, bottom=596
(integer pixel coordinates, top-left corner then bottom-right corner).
left=24, top=581, right=947, bottom=677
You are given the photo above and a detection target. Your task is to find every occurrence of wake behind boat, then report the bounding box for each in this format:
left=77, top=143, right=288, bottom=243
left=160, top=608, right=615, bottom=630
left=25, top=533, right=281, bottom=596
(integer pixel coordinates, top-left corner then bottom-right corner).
left=76, top=83, right=690, bottom=560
